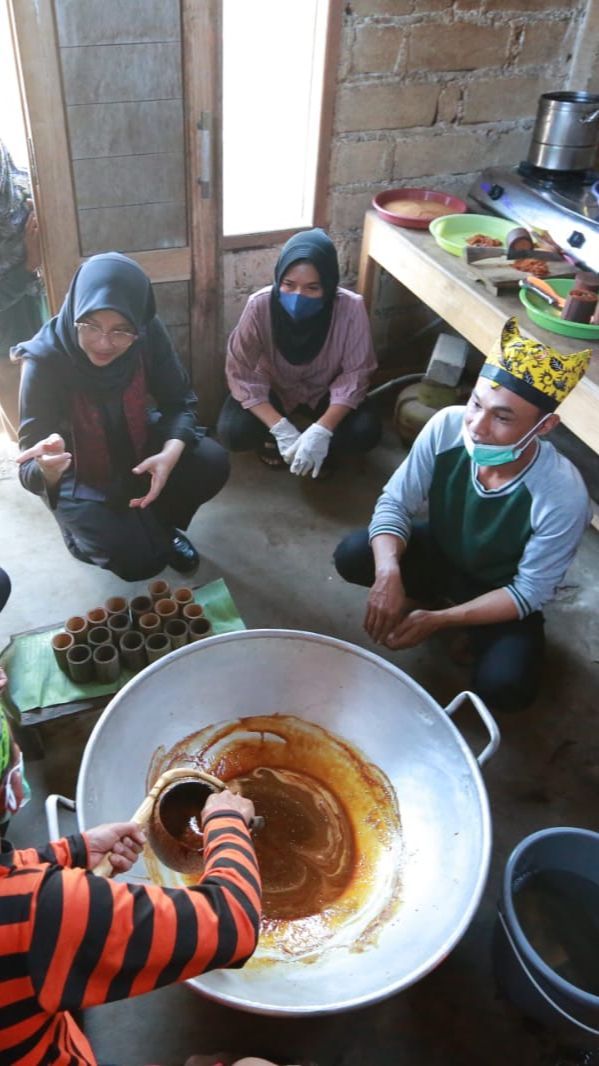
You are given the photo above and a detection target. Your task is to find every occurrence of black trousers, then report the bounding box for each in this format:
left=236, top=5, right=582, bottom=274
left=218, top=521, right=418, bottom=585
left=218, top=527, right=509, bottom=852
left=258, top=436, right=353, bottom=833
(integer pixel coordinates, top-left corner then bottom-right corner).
left=53, top=435, right=230, bottom=582
left=0, top=568, right=10, bottom=613
left=333, top=526, right=545, bottom=712
left=217, top=392, right=382, bottom=454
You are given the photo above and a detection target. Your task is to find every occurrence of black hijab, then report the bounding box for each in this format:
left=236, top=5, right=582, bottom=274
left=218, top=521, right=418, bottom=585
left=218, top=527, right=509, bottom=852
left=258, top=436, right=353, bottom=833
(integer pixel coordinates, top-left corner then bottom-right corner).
left=18, top=252, right=156, bottom=397
left=270, top=228, right=339, bottom=366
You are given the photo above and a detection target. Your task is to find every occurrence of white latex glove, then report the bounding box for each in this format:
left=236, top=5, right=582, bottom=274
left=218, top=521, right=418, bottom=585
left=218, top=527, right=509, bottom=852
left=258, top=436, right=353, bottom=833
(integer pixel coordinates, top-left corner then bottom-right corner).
left=289, top=423, right=333, bottom=478
left=269, top=417, right=301, bottom=463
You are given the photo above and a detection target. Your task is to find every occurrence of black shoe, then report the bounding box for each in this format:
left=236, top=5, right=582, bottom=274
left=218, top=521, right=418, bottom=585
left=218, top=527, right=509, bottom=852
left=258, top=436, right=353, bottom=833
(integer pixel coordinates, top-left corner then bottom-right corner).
left=168, top=530, right=200, bottom=574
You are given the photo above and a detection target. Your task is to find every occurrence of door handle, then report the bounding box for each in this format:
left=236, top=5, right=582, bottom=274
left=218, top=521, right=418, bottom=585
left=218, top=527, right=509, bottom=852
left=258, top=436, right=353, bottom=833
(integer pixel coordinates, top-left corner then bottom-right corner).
left=197, top=112, right=212, bottom=199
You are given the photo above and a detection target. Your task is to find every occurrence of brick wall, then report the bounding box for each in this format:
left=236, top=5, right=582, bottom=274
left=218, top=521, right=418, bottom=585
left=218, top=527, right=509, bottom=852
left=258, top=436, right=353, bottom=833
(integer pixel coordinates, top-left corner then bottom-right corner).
left=224, top=0, right=592, bottom=371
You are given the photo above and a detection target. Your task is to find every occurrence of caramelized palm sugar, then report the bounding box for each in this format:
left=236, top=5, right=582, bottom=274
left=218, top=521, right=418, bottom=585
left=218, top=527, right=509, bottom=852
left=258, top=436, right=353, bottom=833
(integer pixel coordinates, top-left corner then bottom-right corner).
left=561, top=288, right=597, bottom=323
left=146, top=715, right=402, bottom=958
left=512, top=258, right=549, bottom=278
left=466, top=234, right=503, bottom=247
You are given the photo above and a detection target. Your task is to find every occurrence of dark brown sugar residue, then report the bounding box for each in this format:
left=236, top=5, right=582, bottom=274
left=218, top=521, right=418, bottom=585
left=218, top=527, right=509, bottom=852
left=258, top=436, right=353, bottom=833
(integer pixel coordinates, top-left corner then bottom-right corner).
left=237, top=766, right=355, bottom=920
left=159, top=781, right=206, bottom=850
left=147, top=714, right=402, bottom=958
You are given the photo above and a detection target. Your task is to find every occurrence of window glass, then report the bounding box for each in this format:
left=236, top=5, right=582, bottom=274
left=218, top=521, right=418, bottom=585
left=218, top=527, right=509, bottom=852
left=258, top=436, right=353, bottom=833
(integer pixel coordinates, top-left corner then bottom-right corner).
left=223, top=0, right=329, bottom=237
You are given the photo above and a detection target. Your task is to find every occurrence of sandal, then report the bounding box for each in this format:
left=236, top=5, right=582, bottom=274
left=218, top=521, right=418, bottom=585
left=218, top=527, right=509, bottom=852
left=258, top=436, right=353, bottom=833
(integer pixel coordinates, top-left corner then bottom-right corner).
left=256, top=438, right=285, bottom=469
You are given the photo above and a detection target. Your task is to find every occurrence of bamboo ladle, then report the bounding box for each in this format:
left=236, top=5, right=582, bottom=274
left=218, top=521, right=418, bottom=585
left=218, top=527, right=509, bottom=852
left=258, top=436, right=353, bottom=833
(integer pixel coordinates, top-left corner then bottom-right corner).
left=93, top=767, right=264, bottom=877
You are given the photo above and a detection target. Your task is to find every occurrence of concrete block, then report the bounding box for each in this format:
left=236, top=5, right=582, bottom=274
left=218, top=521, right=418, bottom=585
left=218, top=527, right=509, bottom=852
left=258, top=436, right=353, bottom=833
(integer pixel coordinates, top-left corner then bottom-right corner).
left=463, top=75, right=554, bottom=123
left=223, top=251, right=236, bottom=296
left=349, top=0, right=411, bottom=13
left=407, top=21, right=510, bottom=71
left=351, top=25, right=403, bottom=74
left=335, top=82, right=438, bottom=133
left=224, top=290, right=251, bottom=336
left=330, top=188, right=377, bottom=232
left=519, top=18, right=574, bottom=66
left=485, top=0, right=565, bottom=10
left=328, top=234, right=362, bottom=284
left=437, top=83, right=462, bottom=123
left=232, top=248, right=278, bottom=292
left=331, top=138, right=394, bottom=186
left=426, top=333, right=468, bottom=386
left=393, top=126, right=531, bottom=179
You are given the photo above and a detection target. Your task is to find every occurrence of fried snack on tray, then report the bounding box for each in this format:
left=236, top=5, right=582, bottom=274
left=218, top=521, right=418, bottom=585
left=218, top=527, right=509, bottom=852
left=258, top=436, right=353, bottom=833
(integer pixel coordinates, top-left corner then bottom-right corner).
left=512, top=258, right=549, bottom=278
left=466, top=234, right=503, bottom=247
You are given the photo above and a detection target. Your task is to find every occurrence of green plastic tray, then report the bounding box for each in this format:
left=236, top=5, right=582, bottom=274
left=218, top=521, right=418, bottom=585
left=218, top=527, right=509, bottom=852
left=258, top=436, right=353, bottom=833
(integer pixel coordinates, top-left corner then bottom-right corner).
left=518, top=278, right=599, bottom=341
left=429, top=213, right=515, bottom=257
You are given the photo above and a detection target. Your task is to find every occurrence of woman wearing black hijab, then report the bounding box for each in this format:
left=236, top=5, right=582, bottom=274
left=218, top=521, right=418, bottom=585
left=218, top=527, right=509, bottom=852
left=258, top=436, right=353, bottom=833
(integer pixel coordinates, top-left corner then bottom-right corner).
left=217, top=229, right=381, bottom=478
left=15, top=253, right=229, bottom=580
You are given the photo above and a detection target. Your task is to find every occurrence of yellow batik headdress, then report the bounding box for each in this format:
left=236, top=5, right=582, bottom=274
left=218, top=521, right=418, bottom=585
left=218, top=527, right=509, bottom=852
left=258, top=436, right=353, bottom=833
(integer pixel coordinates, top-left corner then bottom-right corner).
left=481, top=317, right=591, bottom=412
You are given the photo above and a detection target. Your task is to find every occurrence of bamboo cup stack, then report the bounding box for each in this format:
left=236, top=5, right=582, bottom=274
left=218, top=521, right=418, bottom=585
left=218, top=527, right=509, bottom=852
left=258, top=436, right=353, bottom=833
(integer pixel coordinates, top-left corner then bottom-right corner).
left=51, top=584, right=212, bottom=683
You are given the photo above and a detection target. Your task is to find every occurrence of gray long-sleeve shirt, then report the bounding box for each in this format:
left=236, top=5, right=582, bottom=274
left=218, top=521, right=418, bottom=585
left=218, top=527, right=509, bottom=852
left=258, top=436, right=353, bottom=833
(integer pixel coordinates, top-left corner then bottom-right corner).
left=369, top=406, right=591, bottom=617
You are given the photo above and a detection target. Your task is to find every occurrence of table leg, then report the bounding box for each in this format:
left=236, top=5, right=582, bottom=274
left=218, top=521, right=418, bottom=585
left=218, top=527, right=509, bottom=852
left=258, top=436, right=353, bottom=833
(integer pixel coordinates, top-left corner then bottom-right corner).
left=357, top=212, right=379, bottom=312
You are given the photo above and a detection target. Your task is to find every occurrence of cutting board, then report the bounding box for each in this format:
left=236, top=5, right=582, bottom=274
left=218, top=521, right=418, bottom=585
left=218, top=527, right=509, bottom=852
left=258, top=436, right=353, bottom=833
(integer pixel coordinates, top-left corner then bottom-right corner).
left=466, top=257, right=576, bottom=296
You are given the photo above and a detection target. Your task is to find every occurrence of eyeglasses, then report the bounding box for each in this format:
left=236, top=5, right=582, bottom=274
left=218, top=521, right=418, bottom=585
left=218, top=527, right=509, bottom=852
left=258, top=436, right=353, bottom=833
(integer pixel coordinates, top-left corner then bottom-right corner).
left=75, top=321, right=138, bottom=349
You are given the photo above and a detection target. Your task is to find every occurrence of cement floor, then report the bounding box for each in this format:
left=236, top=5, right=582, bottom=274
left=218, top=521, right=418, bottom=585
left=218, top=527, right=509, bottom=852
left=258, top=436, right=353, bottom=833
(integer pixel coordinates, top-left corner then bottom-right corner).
left=1, top=429, right=598, bottom=1066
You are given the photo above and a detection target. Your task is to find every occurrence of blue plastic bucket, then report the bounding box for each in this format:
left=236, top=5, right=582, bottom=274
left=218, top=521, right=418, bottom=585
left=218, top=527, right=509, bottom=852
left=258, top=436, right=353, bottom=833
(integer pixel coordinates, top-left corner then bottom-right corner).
left=494, top=827, right=599, bottom=1046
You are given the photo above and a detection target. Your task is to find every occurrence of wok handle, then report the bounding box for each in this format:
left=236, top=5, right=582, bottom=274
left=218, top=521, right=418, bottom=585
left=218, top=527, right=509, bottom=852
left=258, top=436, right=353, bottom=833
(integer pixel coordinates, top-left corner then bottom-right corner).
left=45, top=794, right=76, bottom=841
left=443, top=690, right=500, bottom=767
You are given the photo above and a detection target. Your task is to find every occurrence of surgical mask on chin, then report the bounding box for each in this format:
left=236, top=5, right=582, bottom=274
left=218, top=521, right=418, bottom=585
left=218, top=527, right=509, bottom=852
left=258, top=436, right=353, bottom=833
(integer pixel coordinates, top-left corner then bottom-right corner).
left=462, top=415, right=551, bottom=467
left=2, top=753, right=31, bottom=816
left=278, top=291, right=324, bottom=321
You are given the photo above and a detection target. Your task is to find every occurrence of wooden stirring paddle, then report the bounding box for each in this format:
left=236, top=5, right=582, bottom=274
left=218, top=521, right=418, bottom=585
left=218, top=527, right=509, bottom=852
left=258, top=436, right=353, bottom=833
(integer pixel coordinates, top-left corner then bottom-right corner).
left=92, top=767, right=227, bottom=878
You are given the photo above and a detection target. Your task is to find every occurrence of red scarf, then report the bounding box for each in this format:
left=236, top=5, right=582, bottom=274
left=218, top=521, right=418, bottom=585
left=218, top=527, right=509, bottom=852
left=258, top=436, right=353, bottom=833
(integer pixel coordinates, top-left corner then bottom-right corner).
left=70, top=361, right=148, bottom=489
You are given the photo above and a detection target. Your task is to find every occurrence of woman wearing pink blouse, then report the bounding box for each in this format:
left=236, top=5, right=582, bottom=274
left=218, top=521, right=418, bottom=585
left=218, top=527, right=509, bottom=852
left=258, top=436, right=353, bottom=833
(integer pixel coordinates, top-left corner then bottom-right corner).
left=217, top=229, right=381, bottom=478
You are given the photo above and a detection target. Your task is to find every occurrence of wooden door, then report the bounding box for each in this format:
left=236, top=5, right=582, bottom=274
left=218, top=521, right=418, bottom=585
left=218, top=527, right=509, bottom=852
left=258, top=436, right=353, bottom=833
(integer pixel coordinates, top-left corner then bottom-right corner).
left=7, top=0, right=223, bottom=423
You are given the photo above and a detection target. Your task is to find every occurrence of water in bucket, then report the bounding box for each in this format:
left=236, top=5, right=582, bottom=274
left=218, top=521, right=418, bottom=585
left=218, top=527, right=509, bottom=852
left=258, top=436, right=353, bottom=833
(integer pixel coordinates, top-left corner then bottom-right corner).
left=514, top=869, right=599, bottom=995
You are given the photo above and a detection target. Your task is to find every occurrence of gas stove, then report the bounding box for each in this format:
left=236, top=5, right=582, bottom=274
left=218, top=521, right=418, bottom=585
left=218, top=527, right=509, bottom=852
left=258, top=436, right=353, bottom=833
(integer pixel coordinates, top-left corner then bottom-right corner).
left=469, top=163, right=599, bottom=271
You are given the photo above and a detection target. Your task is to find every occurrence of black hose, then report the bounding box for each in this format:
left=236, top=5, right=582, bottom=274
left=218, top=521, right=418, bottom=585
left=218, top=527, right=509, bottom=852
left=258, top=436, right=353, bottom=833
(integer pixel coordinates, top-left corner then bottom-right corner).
left=366, top=315, right=442, bottom=400
left=367, top=372, right=424, bottom=400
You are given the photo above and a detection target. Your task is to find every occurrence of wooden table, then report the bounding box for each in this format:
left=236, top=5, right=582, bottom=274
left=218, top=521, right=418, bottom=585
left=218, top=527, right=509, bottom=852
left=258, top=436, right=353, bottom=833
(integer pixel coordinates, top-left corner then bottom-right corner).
left=357, top=208, right=599, bottom=457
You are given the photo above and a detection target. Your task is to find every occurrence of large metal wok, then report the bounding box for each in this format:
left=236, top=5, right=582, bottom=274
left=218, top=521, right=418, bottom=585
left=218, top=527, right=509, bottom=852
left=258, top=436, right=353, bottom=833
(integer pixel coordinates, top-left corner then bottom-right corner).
left=76, top=629, right=500, bottom=1016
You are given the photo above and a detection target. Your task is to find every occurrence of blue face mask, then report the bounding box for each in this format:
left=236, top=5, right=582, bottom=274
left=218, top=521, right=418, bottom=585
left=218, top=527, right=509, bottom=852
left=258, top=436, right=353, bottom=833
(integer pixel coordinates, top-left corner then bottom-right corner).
left=462, top=415, right=551, bottom=467
left=278, top=291, right=324, bottom=321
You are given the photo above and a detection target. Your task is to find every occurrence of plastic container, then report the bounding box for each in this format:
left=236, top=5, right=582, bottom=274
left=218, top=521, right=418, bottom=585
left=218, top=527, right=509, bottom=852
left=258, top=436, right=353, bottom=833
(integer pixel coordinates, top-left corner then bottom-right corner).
left=518, top=278, right=599, bottom=340
left=494, top=827, right=599, bottom=1046
left=372, top=188, right=467, bottom=229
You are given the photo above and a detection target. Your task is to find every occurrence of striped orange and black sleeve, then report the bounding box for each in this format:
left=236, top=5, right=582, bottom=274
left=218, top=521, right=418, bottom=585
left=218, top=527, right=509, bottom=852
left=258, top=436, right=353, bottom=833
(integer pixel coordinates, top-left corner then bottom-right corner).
left=5, top=835, right=87, bottom=871
left=29, top=811, right=261, bottom=1013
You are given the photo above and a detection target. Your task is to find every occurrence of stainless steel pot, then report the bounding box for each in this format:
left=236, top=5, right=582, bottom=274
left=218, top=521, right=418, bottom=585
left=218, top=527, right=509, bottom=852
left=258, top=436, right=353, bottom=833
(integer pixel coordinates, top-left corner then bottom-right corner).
left=528, top=92, right=599, bottom=171
left=76, top=629, right=500, bottom=1016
